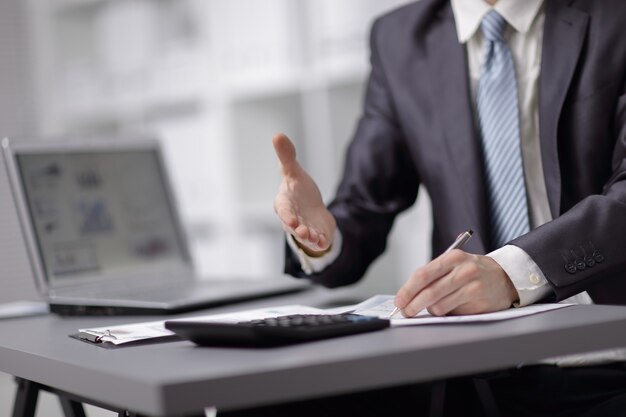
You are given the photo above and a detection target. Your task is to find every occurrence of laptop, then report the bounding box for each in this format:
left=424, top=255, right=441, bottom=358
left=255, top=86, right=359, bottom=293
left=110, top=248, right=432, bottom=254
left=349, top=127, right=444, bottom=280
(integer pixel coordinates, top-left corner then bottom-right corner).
left=1, top=137, right=309, bottom=315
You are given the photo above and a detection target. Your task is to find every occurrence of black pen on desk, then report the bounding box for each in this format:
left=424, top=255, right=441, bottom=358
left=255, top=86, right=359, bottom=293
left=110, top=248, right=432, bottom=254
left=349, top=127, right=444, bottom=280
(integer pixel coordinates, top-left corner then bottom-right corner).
left=388, top=230, right=474, bottom=319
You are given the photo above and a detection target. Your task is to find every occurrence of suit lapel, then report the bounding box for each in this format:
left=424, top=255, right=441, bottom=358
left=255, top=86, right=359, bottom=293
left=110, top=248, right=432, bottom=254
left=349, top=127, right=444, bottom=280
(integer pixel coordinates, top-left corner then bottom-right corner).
left=424, top=5, right=490, bottom=251
left=540, top=0, right=589, bottom=218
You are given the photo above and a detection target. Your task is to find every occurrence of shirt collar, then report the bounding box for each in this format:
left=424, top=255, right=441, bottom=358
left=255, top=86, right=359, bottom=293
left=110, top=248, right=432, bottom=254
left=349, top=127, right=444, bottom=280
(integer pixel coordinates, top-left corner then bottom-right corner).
left=450, top=0, right=544, bottom=43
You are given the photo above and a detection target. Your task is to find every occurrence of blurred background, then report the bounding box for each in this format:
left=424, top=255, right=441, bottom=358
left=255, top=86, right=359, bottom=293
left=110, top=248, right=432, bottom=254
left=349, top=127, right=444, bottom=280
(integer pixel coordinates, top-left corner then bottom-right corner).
left=1, top=0, right=433, bottom=305
left=0, top=0, right=432, bottom=414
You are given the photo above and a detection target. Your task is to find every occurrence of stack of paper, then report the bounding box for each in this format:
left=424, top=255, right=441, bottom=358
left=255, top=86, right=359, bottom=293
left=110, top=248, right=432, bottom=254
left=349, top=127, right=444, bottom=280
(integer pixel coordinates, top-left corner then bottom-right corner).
left=77, top=295, right=571, bottom=346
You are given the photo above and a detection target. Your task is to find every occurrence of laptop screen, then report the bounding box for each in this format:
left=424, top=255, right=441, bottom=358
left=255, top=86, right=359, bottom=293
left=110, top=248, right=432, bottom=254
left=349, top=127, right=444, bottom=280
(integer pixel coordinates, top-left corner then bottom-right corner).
left=15, top=148, right=188, bottom=286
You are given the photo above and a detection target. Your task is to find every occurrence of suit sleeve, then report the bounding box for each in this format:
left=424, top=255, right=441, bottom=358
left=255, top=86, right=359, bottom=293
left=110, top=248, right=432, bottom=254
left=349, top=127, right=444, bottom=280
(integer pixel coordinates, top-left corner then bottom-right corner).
left=284, top=19, right=420, bottom=287
left=512, top=83, right=626, bottom=303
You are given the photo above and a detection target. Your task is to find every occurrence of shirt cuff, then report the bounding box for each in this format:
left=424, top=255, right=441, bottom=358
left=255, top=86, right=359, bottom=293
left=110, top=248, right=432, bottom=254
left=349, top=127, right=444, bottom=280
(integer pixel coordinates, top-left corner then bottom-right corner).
left=487, top=245, right=551, bottom=307
left=286, top=229, right=343, bottom=275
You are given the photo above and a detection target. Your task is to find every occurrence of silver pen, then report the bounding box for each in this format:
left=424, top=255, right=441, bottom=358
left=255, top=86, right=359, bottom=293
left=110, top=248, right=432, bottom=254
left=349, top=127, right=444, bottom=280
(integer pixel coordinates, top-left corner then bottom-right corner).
left=388, top=230, right=474, bottom=319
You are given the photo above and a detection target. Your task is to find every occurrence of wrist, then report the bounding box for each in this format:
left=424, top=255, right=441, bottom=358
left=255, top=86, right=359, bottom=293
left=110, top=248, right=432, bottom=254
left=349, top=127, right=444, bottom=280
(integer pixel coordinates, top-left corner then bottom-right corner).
left=505, top=275, right=520, bottom=306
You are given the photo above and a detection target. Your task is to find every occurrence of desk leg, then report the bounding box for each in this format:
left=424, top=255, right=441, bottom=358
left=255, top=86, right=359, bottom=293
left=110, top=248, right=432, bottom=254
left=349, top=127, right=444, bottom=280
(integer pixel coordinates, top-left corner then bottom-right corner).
left=472, top=378, right=500, bottom=417
left=12, top=378, right=192, bottom=417
left=429, top=380, right=446, bottom=417
left=12, top=378, right=39, bottom=417
left=12, top=377, right=89, bottom=417
left=59, top=397, right=87, bottom=417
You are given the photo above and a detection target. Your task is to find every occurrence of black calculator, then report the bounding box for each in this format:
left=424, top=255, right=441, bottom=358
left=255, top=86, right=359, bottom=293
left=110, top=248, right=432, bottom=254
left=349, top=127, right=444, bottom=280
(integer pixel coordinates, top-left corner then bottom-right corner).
left=165, top=314, right=390, bottom=347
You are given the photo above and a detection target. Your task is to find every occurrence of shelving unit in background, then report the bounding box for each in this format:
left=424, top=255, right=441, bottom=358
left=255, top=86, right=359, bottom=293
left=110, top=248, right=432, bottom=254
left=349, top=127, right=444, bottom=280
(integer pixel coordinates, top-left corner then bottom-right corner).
left=24, top=0, right=431, bottom=293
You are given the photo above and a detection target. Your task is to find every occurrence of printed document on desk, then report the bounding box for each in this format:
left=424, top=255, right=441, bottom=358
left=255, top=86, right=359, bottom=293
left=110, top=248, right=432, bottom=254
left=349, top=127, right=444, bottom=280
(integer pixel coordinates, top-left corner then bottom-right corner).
left=76, top=297, right=571, bottom=345
left=353, top=295, right=572, bottom=326
left=78, top=305, right=328, bottom=345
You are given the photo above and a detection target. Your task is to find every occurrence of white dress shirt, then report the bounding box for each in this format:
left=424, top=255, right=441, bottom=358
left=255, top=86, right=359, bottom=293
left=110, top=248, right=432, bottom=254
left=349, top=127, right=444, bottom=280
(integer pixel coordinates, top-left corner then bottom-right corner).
left=451, top=0, right=564, bottom=307
left=287, top=0, right=624, bottom=366
left=452, top=0, right=626, bottom=366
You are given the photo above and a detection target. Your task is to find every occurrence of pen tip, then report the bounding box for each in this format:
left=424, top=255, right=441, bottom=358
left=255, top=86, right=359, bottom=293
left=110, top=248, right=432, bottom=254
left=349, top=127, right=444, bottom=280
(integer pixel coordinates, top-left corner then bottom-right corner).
left=468, top=230, right=474, bottom=235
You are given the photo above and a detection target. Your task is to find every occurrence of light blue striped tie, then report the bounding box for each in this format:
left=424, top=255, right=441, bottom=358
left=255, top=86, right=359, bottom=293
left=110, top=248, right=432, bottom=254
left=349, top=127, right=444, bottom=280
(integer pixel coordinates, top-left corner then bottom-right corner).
left=476, top=11, right=530, bottom=248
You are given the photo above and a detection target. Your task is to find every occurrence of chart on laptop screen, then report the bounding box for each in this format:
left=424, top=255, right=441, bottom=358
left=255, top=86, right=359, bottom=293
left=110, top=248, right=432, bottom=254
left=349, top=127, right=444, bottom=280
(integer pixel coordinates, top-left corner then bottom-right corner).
left=16, top=150, right=186, bottom=284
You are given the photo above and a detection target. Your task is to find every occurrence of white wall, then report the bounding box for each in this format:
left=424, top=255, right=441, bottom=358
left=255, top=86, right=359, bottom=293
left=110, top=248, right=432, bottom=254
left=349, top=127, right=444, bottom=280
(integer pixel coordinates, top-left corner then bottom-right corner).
left=0, top=0, right=40, bottom=303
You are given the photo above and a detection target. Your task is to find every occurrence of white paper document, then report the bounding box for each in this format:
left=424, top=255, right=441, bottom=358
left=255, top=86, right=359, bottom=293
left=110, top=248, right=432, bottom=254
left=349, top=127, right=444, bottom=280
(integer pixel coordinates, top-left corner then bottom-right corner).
left=352, top=295, right=572, bottom=326
left=78, top=320, right=172, bottom=345
left=77, top=297, right=571, bottom=345
left=78, top=305, right=328, bottom=345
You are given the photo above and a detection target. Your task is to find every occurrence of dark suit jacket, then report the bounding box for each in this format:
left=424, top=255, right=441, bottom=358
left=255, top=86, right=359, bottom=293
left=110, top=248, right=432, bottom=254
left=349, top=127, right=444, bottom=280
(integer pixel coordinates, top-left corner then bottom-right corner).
left=285, top=0, right=626, bottom=305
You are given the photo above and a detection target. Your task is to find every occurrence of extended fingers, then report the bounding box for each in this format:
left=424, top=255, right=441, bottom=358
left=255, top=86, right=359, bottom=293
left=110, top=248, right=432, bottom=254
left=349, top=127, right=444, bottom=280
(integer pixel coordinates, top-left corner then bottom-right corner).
left=272, top=133, right=299, bottom=177
left=294, top=224, right=309, bottom=241
left=276, top=205, right=298, bottom=230
left=317, top=233, right=329, bottom=251
left=291, top=223, right=330, bottom=252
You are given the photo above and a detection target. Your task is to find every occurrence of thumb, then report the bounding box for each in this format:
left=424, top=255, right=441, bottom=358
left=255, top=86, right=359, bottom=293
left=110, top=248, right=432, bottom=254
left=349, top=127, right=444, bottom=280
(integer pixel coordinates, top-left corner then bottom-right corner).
left=272, top=133, right=300, bottom=177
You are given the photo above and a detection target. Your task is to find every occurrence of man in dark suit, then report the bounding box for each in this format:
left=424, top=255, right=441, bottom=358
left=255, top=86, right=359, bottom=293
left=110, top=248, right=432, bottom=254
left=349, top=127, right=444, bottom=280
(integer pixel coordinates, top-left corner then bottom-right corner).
left=267, top=0, right=626, bottom=415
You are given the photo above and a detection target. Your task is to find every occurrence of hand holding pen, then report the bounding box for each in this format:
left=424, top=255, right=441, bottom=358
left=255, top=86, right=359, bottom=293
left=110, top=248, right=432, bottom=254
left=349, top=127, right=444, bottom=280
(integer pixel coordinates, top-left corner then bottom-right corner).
left=389, top=230, right=473, bottom=318
left=389, top=230, right=519, bottom=318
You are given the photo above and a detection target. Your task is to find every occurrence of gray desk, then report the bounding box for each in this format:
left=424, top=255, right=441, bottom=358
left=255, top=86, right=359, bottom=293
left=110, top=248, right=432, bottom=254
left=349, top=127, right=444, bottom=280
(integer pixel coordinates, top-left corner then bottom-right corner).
left=2, top=288, right=626, bottom=417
